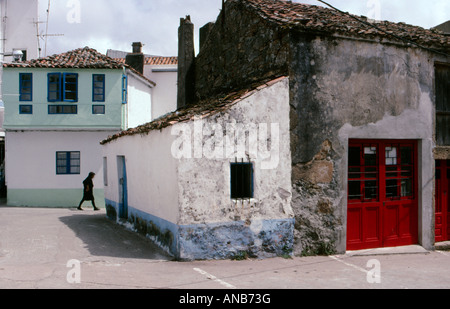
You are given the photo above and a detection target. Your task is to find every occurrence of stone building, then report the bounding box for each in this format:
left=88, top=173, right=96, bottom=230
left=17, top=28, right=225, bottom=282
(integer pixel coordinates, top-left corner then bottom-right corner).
left=183, top=0, right=450, bottom=255
left=102, top=0, right=449, bottom=259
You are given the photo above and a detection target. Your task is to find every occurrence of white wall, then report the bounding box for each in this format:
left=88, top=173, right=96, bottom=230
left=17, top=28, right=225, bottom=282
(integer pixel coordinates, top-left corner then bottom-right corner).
left=126, top=72, right=153, bottom=129
left=6, top=130, right=114, bottom=190
left=176, top=77, right=293, bottom=225
left=102, top=128, right=180, bottom=224
left=145, top=65, right=177, bottom=120
left=102, top=77, right=293, bottom=226
left=1, top=0, right=39, bottom=60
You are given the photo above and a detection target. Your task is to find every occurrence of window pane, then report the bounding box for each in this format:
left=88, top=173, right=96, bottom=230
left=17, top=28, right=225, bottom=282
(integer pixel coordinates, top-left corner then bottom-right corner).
left=19, top=105, right=32, bottom=114
left=348, top=180, right=361, bottom=200
left=93, top=105, right=105, bottom=114
left=231, top=163, right=253, bottom=199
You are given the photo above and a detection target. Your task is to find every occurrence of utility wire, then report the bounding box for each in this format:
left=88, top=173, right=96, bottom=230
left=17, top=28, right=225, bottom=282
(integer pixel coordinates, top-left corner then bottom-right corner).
left=316, top=0, right=450, bottom=58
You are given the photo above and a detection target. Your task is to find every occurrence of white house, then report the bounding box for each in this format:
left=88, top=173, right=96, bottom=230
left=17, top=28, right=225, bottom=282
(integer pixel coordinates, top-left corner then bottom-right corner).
left=107, top=43, right=178, bottom=120
left=101, top=76, right=294, bottom=260
left=2, top=46, right=154, bottom=207
left=0, top=0, right=41, bottom=195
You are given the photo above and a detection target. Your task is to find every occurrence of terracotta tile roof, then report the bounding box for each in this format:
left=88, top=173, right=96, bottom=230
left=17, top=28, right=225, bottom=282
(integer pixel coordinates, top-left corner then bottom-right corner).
left=4, top=46, right=125, bottom=69
left=244, top=0, right=449, bottom=52
left=4, top=46, right=157, bottom=86
left=101, top=75, right=288, bottom=145
left=113, top=56, right=178, bottom=65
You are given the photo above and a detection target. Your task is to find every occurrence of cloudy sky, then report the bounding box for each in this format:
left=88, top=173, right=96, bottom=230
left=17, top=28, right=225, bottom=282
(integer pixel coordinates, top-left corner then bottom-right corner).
left=38, top=0, right=449, bottom=58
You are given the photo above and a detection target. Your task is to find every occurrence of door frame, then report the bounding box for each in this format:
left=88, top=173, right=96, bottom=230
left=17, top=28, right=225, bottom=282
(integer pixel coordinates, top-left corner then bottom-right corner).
left=117, top=155, right=128, bottom=220
left=347, top=139, right=419, bottom=250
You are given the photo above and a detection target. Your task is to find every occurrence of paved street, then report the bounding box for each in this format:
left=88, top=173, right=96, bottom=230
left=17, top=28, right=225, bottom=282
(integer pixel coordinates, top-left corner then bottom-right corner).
left=0, top=206, right=449, bottom=290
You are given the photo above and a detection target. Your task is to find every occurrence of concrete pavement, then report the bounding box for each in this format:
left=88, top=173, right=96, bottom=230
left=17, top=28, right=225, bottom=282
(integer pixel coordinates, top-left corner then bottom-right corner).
left=0, top=206, right=449, bottom=289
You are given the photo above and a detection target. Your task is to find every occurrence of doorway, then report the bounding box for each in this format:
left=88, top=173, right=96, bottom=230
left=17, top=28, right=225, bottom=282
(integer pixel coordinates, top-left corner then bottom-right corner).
left=347, top=140, right=418, bottom=250
left=117, top=156, right=128, bottom=220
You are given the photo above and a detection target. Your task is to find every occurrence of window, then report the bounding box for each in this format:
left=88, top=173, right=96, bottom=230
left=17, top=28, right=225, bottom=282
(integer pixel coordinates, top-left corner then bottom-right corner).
left=230, top=162, right=254, bottom=199
left=63, top=73, right=78, bottom=102
left=48, top=73, right=61, bottom=102
left=92, top=105, right=105, bottom=114
left=56, top=152, right=80, bottom=175
left=19, top=105, right=33, bottom=114
left=122, top=75, right=128, bottom=104
left=49, top=105, right=77, bottom=114
left=93, top=74, right=105, bottom=102
left=19, top=73, right=32, bottom=101
left=48, top=73, right=78, bottom=102
left=436, top=64, right=450, bottom=146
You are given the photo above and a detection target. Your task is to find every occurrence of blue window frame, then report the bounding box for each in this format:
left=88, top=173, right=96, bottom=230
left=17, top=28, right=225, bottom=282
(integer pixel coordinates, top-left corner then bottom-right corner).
left=93, top=74, right=105, bottom=102
left=230, top=162, right=254, bottom=199
left=47, top=73, right=78, bottom=102
left=48, top=105, right=77, bottom=114
left=56, top=151, right=80, bottom=175
left=48, top=73, right=61, bottom=102
left=19, top=105, right=33, bottom=114
left=122, top=75, right=128, bottom=104
left=19, top=73, right=32, bottom=101
left=63, top=73, right=78, bottom=102
left=92, top=104, right=105, bottom=114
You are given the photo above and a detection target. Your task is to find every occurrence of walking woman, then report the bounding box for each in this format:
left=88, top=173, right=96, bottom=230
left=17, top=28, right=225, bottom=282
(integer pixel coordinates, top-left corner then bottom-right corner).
left=78, top=172, right=100, bottom=211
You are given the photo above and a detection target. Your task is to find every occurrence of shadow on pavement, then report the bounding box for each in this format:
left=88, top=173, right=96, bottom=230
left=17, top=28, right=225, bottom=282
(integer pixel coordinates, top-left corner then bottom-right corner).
left=59, top=212, right=173, bottom=261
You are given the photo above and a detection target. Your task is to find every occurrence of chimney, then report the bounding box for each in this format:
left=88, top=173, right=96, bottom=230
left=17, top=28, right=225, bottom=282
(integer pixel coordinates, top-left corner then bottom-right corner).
left=177, top=16, right=195, bottom=109
left=125, top=42, right=145, bottom=74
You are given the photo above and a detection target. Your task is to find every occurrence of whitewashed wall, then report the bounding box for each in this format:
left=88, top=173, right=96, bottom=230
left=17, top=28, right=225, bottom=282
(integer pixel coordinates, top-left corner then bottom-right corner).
left=6, top=130, right=115, bottom=207
left=101, top=77, right=294, bottom=259
left=126, top=72, right=153, bottom=128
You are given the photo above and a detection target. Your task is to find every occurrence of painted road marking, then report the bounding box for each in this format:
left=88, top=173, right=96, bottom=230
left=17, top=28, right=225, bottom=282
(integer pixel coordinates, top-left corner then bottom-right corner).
left=193, top=268, right=237, bottom=289
left=329, top=255, right=368, bottom=274
left=437, top=250, right=449, bottom=257
left=329, top=255, right=381, bottom=283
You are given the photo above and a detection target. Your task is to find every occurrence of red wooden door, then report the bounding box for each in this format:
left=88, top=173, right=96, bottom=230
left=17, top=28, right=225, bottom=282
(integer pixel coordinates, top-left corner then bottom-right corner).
left=347, top=140, right=418, bottom=250
left=435, top=160, right=450, bottom=242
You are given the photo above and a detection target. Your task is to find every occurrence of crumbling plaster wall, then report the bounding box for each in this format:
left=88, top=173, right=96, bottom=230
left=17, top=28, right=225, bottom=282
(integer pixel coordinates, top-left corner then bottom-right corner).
left=289, top=32, right=436, bottom=255
left=176, top=77, right=294, bottom=260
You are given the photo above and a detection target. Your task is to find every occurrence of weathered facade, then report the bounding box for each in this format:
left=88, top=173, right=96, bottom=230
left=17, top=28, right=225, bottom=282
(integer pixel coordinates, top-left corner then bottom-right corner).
left=183, top=0, right=449, bottom=255
left=102, top=0, right=449, bottom=259
left=101, top=77, right=294, bottom=260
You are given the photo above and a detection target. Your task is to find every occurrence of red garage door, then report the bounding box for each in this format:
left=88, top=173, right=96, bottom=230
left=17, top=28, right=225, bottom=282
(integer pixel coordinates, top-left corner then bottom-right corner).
left=435, top=160, right=450, bottom=242
left=347, top=140, right=418, bottom=250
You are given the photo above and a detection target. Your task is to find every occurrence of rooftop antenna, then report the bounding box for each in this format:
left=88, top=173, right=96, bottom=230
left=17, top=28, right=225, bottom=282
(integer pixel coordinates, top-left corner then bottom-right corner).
left=44, top=0, right=50, bottom=56
left=41, top=0, right=64, bottom=57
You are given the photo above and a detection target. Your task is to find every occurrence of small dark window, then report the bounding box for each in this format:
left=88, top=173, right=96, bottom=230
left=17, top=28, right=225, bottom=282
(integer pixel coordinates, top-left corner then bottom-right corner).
left=92, top=105, right=105, bottom=114
left=230, top=162, right=253, bottom=199
left=19, top=105, right=32, bottom=114
left=93, top=74, right=105, bottom=102
left=48, top=73, right=61, bottom=102
left=122, top=75, right=128, bottom=104
left=19, top=73, right=32, bottom=101
left=48, top=105, right=77, bottom=114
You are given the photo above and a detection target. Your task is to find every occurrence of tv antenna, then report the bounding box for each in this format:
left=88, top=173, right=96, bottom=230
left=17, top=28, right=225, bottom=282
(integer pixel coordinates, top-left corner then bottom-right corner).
left=40, top=0, right=64, bottom=57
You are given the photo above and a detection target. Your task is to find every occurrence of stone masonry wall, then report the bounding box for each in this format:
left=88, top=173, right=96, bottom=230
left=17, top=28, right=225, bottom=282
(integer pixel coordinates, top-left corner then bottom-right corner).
left=289, top=32, right=436, bottom=254
left=194, top=0, right=289, bottom=102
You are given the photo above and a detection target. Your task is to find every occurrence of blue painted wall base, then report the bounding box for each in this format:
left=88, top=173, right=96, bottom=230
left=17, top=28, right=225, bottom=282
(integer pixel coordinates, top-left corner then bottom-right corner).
left=105, top=199, right=294, bottom=260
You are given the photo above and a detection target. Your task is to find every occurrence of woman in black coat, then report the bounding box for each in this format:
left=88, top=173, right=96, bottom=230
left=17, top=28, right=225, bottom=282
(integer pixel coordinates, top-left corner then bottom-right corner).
left=77, top=172, right=100, bottom=211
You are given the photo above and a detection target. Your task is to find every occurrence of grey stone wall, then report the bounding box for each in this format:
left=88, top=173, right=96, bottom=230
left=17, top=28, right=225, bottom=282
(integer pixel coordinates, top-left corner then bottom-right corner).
left=289, top=32, right=436, bottom=254
left=194, top=0, right=289, bottom=102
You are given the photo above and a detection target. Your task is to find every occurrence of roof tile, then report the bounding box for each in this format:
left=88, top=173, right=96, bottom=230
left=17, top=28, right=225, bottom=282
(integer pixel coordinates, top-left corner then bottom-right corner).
left=244, top=0, right=449, bottom=51
left=3, top=46, right=125, bottom=69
